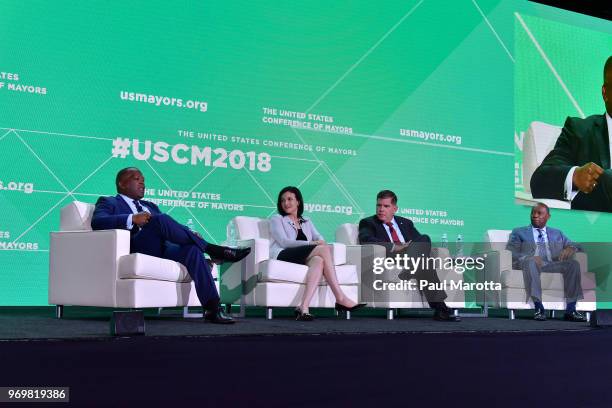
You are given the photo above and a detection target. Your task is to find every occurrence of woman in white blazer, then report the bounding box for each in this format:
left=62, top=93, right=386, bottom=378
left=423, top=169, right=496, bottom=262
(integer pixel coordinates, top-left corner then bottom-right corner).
left=270, top=186, right=365, bottom=321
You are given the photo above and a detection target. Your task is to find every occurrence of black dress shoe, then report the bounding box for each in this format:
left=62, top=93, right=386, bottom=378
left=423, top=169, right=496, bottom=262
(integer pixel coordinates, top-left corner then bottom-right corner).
left=206, top=243, right=251, bottom=263
left=433, top=309, right=461, bottom=322
left=204, top=307, right=235, bottom=324
left=398, top=271, right=413, bottom=281
left=534, top=309, right=547, bottom=321
left=564, top=310, right=587, bottom=322
left=294, top=308, right=314, bottom=321
left=222, top=247, right=251, bottom=263
left=335, top=302, right=367, bottom=312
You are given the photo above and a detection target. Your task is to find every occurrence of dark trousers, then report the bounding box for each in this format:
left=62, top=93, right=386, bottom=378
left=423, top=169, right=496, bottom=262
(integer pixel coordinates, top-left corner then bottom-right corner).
left=396, top=234, right=448, bottom=307
left=130, top=213, right=219, bottom=309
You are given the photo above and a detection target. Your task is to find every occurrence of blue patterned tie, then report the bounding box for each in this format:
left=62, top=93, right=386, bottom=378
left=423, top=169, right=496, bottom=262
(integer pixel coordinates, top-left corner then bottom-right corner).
left=537, top=229, right=550, bottom=262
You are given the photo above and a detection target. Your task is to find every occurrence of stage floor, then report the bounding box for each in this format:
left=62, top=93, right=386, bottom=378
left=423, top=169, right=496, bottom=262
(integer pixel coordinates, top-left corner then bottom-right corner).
left=0, top=307, right=593, bottom=340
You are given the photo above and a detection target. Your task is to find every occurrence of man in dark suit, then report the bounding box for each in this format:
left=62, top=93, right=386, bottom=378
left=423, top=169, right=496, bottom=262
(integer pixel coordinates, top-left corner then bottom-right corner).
left=358, top=190, right=459, bottom=321
left=91, top=167, right=250, bottom=324
left=506, top=202, right=586, bottom=322
left=530, top=56, right=612, bottom=212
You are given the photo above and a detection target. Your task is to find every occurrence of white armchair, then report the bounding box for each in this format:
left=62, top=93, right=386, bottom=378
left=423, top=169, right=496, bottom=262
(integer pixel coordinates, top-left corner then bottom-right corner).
left=515, top=121, right=570, bottom=209
left=335, top=223, right=465, bottom=319
left=48, top=201, right=216, bottom=318
left=483, top=229, right=596, bottom=319
left=219, top=216, right=359, bottom=319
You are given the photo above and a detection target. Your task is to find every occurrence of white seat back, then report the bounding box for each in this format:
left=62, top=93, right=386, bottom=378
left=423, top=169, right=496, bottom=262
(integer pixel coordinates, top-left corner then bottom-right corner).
left=335, top=223, right=358, bottom=245
left=484, top=229, right=511, bottom=252
left=60, top=201, right=95, bottom=231
left=522, top=121, right=562, bottom=193
left=233, top=216, right=270, bottom=240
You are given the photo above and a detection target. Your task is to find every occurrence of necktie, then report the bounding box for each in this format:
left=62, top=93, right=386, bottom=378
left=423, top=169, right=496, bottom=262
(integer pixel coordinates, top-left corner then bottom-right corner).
left=133, top=200, right=144, bottom=213
left=537, top=229, right=550, bottom=262
left=385, top=222, right=401, bottom=243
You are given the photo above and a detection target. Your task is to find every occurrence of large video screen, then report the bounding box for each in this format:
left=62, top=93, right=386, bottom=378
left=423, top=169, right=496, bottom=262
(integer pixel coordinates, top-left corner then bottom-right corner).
left=1, top=0, right=611, bottom=305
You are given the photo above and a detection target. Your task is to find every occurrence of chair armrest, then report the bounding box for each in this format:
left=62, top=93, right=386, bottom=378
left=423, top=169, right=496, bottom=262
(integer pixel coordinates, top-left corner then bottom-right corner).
left=345, top=244, right=387, bottom=270
left=219, top=238, right=269, bottom=304
left=574, top=251, right=587, bottom=274
left=48, top=229, right=130, bottom=307
left=330, top=242, right=346, bottom=265
left=431, top=246, right=449, bottom=259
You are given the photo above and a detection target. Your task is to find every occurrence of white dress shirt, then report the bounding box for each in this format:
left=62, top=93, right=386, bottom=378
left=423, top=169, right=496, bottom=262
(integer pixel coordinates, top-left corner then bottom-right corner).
left=119, top=194, right=150, bottom=229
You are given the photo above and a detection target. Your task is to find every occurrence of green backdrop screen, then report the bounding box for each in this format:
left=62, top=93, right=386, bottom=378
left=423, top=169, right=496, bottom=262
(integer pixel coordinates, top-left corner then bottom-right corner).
left=1, top=1, right=611, bottom=305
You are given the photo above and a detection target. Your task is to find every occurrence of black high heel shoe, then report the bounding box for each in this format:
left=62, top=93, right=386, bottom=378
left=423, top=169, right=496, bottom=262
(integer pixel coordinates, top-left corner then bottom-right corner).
left=335, top=302, right=367, bottom=312
left=294, top=307, right=314, bottom=321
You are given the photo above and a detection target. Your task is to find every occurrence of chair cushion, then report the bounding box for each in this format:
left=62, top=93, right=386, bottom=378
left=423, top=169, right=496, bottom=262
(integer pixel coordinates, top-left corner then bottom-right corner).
left=502, top=269, right=596, bottom=290
left=118, top=253, right=218, bottom=282
left=258, top=259, right=358, bottom=285
left=60, top=201, right=95, bottom=231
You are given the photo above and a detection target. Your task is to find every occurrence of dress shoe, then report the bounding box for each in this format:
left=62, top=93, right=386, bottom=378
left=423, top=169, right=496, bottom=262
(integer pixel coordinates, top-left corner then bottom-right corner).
left=335, top=302, right=367, bottom=312
left=204, top=306, right=235, bottom=324
left=398, top=271, right=414, bottom=281
left=534, top=309, right=547, bottom=321
left=206, top=243, right=251, bottom=263
left=564, top=310, right=587, bottom=322
left=294, top=308, right=314, bottom=321
left=222, top=246, right=251, bottom=262
left=433, top=308, right=461, bottom=322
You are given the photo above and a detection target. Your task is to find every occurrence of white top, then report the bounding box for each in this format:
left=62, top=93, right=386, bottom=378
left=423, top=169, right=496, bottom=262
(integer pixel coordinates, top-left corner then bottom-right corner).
left=564, top=112, right=612, bottom=200
left=268, top=214, right=323, bottom=259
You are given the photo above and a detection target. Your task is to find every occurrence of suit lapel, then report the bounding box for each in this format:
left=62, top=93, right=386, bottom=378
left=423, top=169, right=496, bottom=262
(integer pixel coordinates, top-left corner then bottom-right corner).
left=374, top=218, right=391, bottom=242
left=115, top=194, right=134, bottom=214
left=596, top=114, right=610, bottom=169
left=396, top=218, right=412, bottom=241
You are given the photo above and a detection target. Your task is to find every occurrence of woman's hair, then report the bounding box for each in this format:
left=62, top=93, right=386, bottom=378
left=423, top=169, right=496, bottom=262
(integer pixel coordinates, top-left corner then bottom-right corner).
left=277, top=186, right=304, bottom=217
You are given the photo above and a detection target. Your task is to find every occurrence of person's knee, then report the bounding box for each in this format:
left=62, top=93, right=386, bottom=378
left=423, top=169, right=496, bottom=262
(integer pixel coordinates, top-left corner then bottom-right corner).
left=152, top=213, right=173, bottom=224
left=521, top=258, right=538, bottom=270
left=568, top=259, right=581, bottom=273
left=308, top=255, right=324, bottom=267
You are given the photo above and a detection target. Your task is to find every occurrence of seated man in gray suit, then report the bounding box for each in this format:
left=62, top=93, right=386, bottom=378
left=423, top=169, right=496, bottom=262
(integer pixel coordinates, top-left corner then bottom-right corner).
left=506, top=202, right=586, bottom=321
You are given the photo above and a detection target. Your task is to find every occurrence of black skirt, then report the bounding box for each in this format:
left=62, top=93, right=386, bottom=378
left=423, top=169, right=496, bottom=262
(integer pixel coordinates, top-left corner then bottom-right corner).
left=277, top=245, right=317, bottom=265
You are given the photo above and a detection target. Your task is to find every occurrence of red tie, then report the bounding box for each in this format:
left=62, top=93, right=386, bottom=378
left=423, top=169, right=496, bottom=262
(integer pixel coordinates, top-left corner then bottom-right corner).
left=386, top=222, right=401, bottom=243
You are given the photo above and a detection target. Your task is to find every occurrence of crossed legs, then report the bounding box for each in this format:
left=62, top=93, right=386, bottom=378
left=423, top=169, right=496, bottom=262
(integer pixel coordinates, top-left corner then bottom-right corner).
left=298, top=244, right=357, bottom=314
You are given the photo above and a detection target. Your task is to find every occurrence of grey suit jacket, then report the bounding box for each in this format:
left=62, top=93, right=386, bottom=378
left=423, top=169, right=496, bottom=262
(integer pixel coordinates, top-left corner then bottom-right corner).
left=269, top=214, right=323, bottom=259
left=506, top=225, right=579, bottom=268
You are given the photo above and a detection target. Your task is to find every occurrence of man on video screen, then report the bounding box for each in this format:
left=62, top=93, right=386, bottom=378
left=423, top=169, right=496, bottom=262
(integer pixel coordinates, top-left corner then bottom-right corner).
left=531, top=56, right=612, bottom=212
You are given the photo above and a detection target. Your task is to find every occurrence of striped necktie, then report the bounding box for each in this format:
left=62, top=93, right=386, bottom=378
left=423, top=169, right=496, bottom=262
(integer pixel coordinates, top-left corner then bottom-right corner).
left=537, top=229, right=550, bottom=262
left=385, top=222, right=401, bottom=243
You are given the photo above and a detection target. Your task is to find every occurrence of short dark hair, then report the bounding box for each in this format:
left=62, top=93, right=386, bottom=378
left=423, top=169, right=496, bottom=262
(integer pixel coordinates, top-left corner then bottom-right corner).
left=277, top=186, right=304, bottom=216
left=605, top=56, right=612, bottom=83
left=115, top=167, right=140, bottom=192
left=534, top=202, right=550, bottom=215
left=376, top=190, right=397, bottom=204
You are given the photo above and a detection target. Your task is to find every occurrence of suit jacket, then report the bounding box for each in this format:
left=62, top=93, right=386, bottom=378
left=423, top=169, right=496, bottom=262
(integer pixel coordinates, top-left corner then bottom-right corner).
left=530, top=114, right=610, bottom=211
left=506, top=225, right=579, bottom=269
left=91, top=195, right=161, bottom=234
left=269, top=214, right=323, bottom=259
left=358, top=215, right=423, bottom=254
